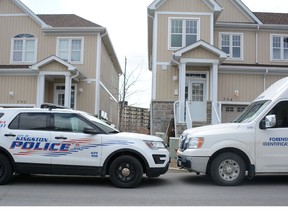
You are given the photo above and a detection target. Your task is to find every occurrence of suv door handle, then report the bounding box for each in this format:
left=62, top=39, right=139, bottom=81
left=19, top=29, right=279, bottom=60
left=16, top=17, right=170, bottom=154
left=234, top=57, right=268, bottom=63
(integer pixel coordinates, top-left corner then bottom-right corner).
left=55, top=136, right=67, bottom=140
left=4, top=133, right=16, bottom=137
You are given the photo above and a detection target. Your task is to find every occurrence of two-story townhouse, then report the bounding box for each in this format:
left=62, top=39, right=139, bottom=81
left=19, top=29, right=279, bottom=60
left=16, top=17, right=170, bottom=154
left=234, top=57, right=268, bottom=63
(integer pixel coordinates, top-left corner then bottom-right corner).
left=148, top=0, right=288, bottom=136
left=0, top=0, right=122, bottom=127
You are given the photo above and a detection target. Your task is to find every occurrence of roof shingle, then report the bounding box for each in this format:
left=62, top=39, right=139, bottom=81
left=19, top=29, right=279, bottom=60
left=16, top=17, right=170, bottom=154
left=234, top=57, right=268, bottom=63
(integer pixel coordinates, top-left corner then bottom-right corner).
left=254, top=12, right=288, bottom=25
left=37, top=14, right=102, bottom=28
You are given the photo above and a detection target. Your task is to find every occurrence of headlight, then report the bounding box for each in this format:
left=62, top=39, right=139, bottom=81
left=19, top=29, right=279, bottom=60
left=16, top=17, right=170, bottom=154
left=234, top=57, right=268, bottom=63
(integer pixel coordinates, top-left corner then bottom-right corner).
left=185, top=136, right=204, bottom=149
left=144, top=140, right=166, bottom=150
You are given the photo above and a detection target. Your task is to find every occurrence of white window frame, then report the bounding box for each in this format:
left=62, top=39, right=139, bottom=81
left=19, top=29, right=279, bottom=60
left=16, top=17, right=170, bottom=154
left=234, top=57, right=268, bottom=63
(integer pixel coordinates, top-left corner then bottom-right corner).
left=271, top=34, right=288, bottom=62
left=168, top=17, right=200, bottom=50
left=56, top=37, right=84, bottom=64
left=219, top=32, right=243, bottom=61
left=10, top=34, right=37, bottom=64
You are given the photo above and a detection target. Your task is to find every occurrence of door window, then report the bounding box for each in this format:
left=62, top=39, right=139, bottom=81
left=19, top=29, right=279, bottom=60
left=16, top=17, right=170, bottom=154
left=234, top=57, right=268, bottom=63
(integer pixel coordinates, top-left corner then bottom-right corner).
left=9, top=113, right=50, bottom=130
left=267, top=101, right=288, bottom=128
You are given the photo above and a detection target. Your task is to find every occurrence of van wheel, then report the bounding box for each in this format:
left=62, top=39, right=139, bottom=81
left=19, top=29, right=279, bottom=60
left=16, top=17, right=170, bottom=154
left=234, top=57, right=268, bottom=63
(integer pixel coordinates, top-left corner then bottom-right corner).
left=210, top=153, right=246, bottom=186
left=109, top=155, right=143, bottom=188
left=0, top=155, right=13, bottom=185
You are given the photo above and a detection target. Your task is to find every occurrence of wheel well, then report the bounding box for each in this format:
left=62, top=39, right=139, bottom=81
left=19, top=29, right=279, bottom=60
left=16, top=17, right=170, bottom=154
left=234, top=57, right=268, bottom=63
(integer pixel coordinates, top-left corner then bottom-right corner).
left=206, top=148, right=251, bottom=175
left=0, top=147, right=15, bottom=171
left=103, top=149, right=149, bottom=175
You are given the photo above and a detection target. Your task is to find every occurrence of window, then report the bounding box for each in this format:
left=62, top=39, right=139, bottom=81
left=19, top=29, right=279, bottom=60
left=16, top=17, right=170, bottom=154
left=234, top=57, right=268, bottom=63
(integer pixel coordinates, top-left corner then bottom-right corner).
left=57, top=38, right=83, bottom=63
left=220, top=33, right=243, bottom=60
left=267, top=101, right=288, bottom=128
left=12, top=34, right=36, bottom=63
left=53, top=113, right=96, bottom=133
left=271, top=35, right=288, bottom=61
left=9, top=113, right=49, bottom=130
left=170, top=19, right=199, bottom=49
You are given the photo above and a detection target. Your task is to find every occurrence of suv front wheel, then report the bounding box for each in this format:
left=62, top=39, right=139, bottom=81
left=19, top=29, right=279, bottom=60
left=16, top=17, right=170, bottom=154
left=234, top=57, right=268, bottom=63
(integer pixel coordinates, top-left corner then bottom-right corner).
left=210, top=152, right=246, bottom=186
left=109, top=155, right=143, bottom=188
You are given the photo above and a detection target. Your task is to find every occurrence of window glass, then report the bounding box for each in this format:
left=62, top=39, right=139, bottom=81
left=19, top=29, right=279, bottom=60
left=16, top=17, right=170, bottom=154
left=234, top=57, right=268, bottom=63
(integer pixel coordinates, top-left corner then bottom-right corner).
left=12, top=34, right=36, bottom=63
left=54, top=113, right=95, bottom=133
left=272, top=36, right=288, bottom=60
left=170, top=19, right=198, bottom=48
left=9, top=113, right=49, bottom=130
left=221, top=34, right=242, bottom=59
left=57, top=38, right=82, bottom=63
left=267, top=101, right=288, bottom=128
left=0, top=113, right=4, bottom=118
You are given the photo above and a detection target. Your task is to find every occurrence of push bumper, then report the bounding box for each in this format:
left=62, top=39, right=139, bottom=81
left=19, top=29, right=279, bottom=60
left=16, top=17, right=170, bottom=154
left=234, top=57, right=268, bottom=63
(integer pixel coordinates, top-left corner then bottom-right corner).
left=177, top=155, right=209, bottom=174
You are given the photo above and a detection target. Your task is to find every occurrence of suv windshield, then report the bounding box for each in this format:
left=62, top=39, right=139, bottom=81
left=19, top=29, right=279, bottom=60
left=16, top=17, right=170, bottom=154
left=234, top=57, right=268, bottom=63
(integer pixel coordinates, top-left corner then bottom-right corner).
left=79, top=111, right=119, bottom=134
left=234, top=100, right=271, bottom=123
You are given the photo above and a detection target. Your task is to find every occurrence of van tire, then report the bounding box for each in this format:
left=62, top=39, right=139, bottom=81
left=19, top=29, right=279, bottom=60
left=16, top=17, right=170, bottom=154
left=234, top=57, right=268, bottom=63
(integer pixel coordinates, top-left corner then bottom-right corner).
left=0, top=155, right=13, bottom=185
left=109, top=155, right=143, bottom=188
left=210, top=152, right=246, bottom=186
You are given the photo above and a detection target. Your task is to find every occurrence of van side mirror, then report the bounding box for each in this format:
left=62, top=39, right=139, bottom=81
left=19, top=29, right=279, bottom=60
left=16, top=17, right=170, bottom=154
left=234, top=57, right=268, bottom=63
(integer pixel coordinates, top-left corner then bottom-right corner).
left=260, top=114, right=276, bottom=129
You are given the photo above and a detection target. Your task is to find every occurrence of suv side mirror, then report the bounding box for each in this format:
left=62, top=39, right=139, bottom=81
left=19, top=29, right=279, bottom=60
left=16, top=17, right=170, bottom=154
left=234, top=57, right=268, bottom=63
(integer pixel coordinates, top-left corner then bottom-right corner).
left=260, top=114, right=276, bottom=129
left=83, top=127, right=99, bottom=135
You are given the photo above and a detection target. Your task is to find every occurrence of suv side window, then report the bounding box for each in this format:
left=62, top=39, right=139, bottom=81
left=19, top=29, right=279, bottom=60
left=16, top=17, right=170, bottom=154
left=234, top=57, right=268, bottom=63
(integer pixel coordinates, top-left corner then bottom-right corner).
left=9, top=113, right=50, bottom=130
left=53, top=113, right=98, bottom=133
left=0, top=113, right=4, bottom=118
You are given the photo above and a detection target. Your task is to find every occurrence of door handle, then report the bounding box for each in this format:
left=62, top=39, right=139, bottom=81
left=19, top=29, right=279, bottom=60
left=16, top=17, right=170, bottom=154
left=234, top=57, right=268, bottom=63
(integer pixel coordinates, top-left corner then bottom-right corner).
left=4, top=133, right=16, bottom=137
left=55, top=136, right=67, bottom=140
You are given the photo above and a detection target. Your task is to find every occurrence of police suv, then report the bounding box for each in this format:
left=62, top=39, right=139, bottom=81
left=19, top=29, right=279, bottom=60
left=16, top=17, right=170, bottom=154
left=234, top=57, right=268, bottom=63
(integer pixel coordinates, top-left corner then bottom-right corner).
left=0, top=104, right=169, bottom=188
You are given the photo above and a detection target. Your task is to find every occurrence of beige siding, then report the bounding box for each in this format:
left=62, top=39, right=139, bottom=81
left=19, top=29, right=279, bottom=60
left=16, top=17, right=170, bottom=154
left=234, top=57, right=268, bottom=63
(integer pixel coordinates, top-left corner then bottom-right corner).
left=155, top=65, right=178, bottom=101
left=219, top=73, right=263, bottom=102
left=76, top=82, right=96, bottom=114
left=182, top=47, right=219, bottom=59
left=0, top=75, right=37, bottom=105
left=0, top=0, right=24, bottom=14
left=40, top=61, right=68, bottom=72
left=159, top=0, right=211, bottom=13
left=216, top=0, right=253, bottom=23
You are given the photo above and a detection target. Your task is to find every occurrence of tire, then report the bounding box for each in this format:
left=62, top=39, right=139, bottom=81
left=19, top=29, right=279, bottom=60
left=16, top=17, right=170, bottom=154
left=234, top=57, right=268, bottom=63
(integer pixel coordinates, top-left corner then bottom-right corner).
left=109, top=155, right=143, bottom=188
left=0, top=155, right=13, bottom=185
left=210, top=152, right=246, bottom=186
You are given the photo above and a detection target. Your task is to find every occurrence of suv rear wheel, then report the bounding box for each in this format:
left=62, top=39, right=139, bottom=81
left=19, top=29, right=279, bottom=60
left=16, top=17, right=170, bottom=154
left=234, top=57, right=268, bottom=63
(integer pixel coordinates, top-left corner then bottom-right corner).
left=0, top=155, right=13, bottom=185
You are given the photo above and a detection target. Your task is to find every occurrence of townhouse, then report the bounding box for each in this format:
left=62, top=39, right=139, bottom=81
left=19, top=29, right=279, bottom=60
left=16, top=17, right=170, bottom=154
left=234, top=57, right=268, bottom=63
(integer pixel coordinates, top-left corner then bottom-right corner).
left=148, top=0, right=288, bottom=136
left=0, top=0, right=122, bottom=127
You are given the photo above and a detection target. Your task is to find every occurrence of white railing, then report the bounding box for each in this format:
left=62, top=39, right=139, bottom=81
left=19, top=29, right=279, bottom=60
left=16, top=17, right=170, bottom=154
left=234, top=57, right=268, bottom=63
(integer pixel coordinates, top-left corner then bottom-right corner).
left=212, top=102, right=221, bottom=124
left=185, top=101, right=193, bottom=129
left=173, top=101, right=180, bottom=136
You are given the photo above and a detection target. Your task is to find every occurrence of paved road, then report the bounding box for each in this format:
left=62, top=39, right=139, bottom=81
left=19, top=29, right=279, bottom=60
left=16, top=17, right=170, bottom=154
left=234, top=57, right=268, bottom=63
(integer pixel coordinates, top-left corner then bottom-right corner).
left=1, top=169, right=288, bottom=206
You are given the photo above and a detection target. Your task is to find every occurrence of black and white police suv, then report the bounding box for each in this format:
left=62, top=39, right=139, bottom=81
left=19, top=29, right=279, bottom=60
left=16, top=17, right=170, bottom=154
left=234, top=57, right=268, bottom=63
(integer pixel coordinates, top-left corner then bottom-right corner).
left=0, top=104, right=169, bottom=188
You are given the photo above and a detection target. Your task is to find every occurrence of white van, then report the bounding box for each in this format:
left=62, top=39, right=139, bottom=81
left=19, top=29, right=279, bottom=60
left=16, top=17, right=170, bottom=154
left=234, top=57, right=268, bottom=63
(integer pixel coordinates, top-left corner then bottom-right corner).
left=177, top=77, right=288, bottom=186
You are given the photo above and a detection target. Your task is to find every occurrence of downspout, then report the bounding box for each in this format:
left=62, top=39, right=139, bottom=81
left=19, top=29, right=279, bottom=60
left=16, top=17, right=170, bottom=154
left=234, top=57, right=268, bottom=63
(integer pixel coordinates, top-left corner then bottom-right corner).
left=264, top=69, right=269, bottom=91
left=256, top=25, right=260, bottom=64
left=95, top=29, right=107, bottom=117
left=69, top=69, right=80, bottom=108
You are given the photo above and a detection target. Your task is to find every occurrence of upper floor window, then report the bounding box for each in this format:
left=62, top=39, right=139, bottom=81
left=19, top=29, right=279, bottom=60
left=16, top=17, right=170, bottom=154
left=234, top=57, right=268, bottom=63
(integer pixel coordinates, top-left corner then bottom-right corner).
left=12, top=34, right=36, bottom=63
left=57, top=38, right=84, bottom=64
left=220, top=33, right=243, bottom=60
left=271, top=35, right=288, bottom=61
left=169, top=18, right=199, bottom=49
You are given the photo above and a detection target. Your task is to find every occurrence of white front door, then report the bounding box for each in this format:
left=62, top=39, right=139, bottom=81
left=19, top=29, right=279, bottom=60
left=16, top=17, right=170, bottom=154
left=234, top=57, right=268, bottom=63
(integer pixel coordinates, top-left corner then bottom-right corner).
left=186, top=79, right=207, bottom=121
left=54, top=84, right=76, bottom=109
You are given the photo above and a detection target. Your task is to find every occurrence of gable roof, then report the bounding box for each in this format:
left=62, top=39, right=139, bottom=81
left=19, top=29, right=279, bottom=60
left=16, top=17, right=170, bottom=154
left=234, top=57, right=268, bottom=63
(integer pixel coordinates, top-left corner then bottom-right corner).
left=253, top=12, right=288, bottom=25
left=38, top=14, right=102, bottom=28
left=173, top=40, right=227, bottom=62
